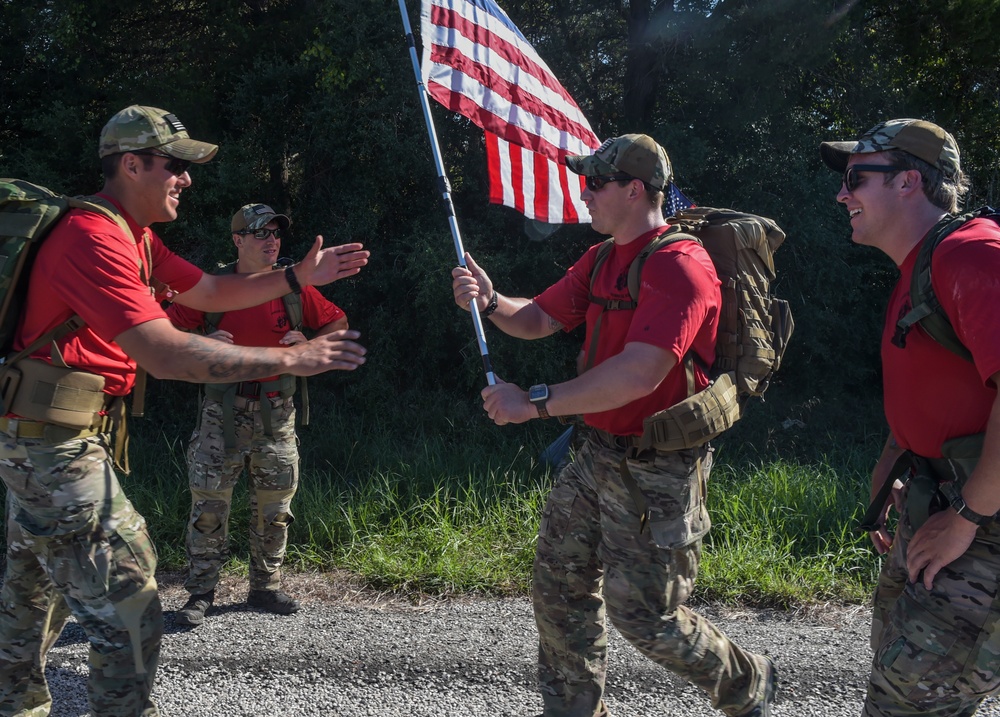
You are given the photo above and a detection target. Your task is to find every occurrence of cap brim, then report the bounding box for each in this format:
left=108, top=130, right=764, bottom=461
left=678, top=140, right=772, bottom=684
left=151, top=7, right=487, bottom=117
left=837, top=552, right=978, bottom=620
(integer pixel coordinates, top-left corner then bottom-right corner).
left=565, top=154, right=618, bottom=177
left=819, top=141, right=859, bottom=173
left=161, top=138, right=219, bottom=164
left=245, top=213, right=291, bottom=231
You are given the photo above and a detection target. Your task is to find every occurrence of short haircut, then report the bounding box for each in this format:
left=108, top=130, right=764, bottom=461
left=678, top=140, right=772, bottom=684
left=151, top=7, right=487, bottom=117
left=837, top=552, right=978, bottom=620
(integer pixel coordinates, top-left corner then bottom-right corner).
left=101, top=151, right=156, bottom=180
left=882, top=149, right=970, bottom=213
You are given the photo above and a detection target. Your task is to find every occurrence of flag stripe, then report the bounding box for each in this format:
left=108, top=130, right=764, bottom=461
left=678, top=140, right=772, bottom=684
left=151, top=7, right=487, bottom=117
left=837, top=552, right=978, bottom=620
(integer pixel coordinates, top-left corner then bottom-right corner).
left=421, top=0, right=599, bottom=224
left=427, top=5, right=591, bottom=133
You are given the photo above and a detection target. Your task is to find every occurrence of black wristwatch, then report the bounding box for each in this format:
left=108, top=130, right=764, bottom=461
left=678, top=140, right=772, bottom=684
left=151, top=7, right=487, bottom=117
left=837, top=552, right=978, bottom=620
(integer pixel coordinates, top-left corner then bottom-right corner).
left=949, top=493, right=994, bottom=527
left=528, top=384, right=551, bottom=420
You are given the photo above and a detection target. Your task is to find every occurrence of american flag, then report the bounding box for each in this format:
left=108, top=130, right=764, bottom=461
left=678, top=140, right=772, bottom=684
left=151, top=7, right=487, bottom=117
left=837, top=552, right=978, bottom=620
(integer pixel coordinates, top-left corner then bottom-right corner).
left=664, top=182, right=695, bottom=217
left=420, top=0, right=600, bottom=224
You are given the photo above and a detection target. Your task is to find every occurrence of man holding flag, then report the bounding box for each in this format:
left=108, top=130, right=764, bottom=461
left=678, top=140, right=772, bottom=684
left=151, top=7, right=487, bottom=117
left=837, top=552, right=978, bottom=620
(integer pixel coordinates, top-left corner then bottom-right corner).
left=451, top=134, right=776, bottom=717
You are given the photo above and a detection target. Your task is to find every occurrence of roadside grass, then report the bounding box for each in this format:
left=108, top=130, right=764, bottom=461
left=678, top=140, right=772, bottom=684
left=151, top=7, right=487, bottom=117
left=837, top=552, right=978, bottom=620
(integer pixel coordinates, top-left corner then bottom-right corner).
left=111, top=410, right=881, bottom=607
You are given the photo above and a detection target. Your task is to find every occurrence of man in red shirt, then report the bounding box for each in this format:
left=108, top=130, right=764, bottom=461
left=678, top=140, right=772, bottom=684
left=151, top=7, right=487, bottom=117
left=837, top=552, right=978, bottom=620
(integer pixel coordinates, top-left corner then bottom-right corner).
left=452, top=134, right=775, bottom=717
left=0, top=105, right=369, bottom=717
left=168, top=204, right=350, bottom=626
left=820, top=118, right=1000, bottom=716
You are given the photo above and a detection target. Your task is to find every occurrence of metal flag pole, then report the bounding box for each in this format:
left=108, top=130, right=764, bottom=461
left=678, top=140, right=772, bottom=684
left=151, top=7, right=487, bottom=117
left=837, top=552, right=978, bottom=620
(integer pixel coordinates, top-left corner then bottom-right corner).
left=397, top=0, right=496, bottom=386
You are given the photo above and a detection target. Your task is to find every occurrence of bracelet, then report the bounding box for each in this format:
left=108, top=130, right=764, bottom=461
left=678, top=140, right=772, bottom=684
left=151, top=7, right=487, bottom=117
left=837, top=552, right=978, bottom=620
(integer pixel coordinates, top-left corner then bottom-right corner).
left=284, top=265, right=302, bottom=295
left=481, top=290, right=499, bottom=318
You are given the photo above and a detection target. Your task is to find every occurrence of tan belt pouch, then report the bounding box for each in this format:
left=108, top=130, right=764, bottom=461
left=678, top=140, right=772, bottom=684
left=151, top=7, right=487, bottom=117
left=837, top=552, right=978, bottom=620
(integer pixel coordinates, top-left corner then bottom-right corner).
left=4, top=358, right=107, bottom=430
left=638, top=370, right=741, bottom=453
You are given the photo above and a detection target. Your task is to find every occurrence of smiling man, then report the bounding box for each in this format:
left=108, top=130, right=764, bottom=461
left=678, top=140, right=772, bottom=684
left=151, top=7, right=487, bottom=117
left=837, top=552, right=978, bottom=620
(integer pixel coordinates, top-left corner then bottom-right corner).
left=820, top=119, right=1000, bottom=717
left=451, top=134, right=775, bottom=717
left=167, top=204, right=350, bottom=626
left=0, top=106, right=368, bottom=717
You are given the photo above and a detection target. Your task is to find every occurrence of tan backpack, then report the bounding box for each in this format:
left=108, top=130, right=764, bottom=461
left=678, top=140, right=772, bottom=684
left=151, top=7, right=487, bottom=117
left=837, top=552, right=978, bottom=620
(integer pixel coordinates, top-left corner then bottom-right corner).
left=588, top=206, right=793, bottom=451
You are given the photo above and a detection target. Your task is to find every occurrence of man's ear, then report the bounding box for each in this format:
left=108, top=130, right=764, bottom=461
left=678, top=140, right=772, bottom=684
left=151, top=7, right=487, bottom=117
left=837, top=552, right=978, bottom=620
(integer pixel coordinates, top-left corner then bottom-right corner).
left=898, top=168, right=924, bottom=195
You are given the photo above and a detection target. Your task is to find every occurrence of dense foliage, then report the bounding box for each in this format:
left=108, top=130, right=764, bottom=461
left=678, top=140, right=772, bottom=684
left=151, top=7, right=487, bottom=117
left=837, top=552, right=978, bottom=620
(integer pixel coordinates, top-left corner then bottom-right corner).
left=2, top=0, right=999, bottom=463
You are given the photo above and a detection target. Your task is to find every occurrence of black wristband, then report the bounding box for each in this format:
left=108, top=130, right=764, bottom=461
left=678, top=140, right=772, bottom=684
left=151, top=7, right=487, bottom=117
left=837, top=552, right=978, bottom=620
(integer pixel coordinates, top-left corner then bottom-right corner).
left=481, top=290, right=498, bottom=317
left=284, top=265, right=302, bottom=295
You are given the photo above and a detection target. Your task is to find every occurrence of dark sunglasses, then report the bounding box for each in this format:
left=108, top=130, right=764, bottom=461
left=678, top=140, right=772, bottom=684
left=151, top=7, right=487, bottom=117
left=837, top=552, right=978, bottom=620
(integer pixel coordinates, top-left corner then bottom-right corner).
left=237, top=228, right=281, bottom=240
left=132, top=150, right=192, bottom=177
left=842, top=164, right=904, bottom=192
left=585, top=173, right=634, bottom=192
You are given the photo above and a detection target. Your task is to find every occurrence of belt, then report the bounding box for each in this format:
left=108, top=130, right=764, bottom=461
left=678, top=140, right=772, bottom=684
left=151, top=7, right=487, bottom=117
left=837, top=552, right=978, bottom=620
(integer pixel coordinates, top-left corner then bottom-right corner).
left=210, top=395, right=291, bottom=412
left=590, top=427, right=643, bottom=453
left=0, top=416, right=103, bottom=443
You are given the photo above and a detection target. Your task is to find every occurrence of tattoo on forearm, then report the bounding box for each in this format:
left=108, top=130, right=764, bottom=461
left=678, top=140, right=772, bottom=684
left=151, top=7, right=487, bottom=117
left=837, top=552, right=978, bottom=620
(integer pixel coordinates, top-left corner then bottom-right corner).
left=548, top=315, right=564, bottom=332
left=181, top=333, right=282, bottom=382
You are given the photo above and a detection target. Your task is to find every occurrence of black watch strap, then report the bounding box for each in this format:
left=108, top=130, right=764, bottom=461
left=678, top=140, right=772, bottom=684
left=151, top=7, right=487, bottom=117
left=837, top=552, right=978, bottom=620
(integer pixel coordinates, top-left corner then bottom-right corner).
left=481, top=290, right=499, bottom=318
left=284, top=265, right=303, bottom=295
left=951, top=494, right=994, bottom=526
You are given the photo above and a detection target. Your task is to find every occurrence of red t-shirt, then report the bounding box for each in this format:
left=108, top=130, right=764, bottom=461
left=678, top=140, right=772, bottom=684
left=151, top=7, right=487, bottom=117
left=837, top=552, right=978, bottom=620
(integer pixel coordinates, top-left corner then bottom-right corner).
left=882, top=217, right=1000, bottom=457
left=16, top=195, right=202, bottom=396
left=167, top=284, right=345, bottom=382
left=535, top=226, right=721, bottom=436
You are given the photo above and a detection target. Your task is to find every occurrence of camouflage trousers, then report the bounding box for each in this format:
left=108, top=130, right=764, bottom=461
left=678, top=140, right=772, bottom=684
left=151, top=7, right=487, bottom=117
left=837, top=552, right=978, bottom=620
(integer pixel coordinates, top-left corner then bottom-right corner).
left=184, top=397, right=299, bottom=595
left=864, top=490, right=1000, bottom=717
left=0, top=433, right=160, bottom=717
left=533, top=430, right=769, bottom=717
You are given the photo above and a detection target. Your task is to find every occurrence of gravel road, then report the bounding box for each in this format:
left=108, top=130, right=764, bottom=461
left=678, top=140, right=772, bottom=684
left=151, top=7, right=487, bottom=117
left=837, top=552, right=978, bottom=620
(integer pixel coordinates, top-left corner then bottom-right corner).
left=39, top=571, right=1000, bottom=717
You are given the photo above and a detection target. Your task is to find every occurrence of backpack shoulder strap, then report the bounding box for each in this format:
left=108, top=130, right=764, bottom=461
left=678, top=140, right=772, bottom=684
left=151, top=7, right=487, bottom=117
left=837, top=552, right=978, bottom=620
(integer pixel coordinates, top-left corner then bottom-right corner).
left=282, top=291, right=303, bottom=332
left=893, top=207, right=998, bottom=362
left=203, top=261, right=238, bottom=334
left=625, top=229, right=701, bottom=303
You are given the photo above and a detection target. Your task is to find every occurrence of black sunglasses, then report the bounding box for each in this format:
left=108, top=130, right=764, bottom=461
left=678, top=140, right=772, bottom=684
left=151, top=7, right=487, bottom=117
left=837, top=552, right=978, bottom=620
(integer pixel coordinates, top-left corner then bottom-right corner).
left=585, top=173, right=635, bottom=192
left=843, top=164, right=904, bottom=192
left=132, top=150, right=192, bottom=177
left=237, top=228, right=281, bottom=240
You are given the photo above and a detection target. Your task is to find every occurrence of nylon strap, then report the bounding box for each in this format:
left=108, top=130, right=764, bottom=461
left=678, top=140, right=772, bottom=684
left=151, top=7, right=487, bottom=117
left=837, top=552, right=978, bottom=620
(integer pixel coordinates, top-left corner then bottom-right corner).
left=857, top=451, right=912, bottom=532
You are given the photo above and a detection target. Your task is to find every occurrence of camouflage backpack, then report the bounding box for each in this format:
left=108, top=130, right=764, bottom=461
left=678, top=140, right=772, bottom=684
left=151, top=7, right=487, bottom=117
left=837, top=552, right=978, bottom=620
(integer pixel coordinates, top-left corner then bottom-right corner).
left=892, top=206, right=1000, bottom=362
left=588, top=206, right=793, bottom=451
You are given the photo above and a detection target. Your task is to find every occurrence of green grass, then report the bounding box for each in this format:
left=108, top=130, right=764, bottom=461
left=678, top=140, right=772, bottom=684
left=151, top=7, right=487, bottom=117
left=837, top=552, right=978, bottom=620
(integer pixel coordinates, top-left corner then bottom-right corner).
left=4, top=390, right=886, bottom=608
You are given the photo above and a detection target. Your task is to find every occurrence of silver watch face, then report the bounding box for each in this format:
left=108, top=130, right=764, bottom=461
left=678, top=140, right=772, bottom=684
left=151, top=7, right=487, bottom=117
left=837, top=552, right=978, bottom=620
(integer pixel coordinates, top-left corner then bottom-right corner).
left=529, top=384, right=548, bottom=402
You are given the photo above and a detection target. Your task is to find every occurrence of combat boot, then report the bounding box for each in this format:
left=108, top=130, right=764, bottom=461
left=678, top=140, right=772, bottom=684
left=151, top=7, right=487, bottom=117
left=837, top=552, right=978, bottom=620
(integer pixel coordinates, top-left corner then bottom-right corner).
left=247, top=588, right=300, bottom=615
left=175, top=590, right=214, bottom=626
left=738, top=656, right=777, bottom=717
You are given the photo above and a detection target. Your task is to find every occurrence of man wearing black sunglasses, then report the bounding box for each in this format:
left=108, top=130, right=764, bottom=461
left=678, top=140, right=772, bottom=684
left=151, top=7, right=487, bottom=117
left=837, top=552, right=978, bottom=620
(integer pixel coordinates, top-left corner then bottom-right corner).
left=0, top=105, right=369, bottom=717
left=821, top=118, right=1000, bottom=717
left=452, top=134, right=775, bottom=717
left=167, top=203, right=350, bottom=627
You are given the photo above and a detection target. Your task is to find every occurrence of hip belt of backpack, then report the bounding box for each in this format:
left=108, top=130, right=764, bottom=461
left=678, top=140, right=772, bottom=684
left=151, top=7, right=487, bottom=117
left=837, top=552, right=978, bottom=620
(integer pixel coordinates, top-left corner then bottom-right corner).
left=0, top=314, right=131, bottom=471
left=203, top=374, right=297, bottom=449
left=858, top=432, right=992, bottom=532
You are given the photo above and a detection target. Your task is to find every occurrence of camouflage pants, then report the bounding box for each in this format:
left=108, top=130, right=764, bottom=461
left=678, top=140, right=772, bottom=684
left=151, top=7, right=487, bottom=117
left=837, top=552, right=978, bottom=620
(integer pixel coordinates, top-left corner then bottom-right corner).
left=864, top=489, right=1000, bottom=717
left=533, top=430, right=769, bottom=717
left=0, top=433, right=160, bottom=717
left=184, top=397, right=299, bottom=595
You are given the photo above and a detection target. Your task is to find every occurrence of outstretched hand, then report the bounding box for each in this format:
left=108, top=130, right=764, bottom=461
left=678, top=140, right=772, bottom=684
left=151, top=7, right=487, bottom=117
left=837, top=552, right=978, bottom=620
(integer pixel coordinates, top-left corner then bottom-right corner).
left=285, top=329, right=367, bottom=376
left=297, top=236, right=370, bottom=287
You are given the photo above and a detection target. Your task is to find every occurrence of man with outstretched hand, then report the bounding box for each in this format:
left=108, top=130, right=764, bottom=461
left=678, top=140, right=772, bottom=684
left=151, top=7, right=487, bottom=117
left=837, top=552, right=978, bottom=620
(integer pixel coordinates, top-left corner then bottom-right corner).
left=169, top=203, right=351, bottom=626
left=0, top=105, right=367, bottom=717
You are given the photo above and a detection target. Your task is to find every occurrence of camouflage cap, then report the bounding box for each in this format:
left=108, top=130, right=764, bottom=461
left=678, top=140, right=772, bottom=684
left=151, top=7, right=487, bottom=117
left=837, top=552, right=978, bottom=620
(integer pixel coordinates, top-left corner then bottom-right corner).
left=231, top=203, right=291, bottom=233
left=820, top=118, right=960, bottom=178
left=565, top=134, right=673, bottom=190
left=99, top=105, right=218, bottom=162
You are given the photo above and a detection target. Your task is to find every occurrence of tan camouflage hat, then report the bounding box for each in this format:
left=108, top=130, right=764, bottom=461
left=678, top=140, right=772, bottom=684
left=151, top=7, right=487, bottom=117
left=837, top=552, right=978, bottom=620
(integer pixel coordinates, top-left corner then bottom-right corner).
left=99, top=105, right=218, bottom=162
left=565, top=134, right=673, bottom=190
left=231, top=203, right=291, bottom=233
left=820, top=118, right=960, bottom=177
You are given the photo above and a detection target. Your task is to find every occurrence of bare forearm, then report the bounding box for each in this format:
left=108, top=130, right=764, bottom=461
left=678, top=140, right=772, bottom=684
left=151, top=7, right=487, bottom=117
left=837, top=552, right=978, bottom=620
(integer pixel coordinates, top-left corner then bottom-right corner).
left=174, top=270, right=298, bottom=313
left=955, top=387, right=1000, bottom=517
left=487, top=294, right=560, bottom=339
left=147, top=331, right=292, bottom=382
left=546, top=344, right=673, bottom=416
